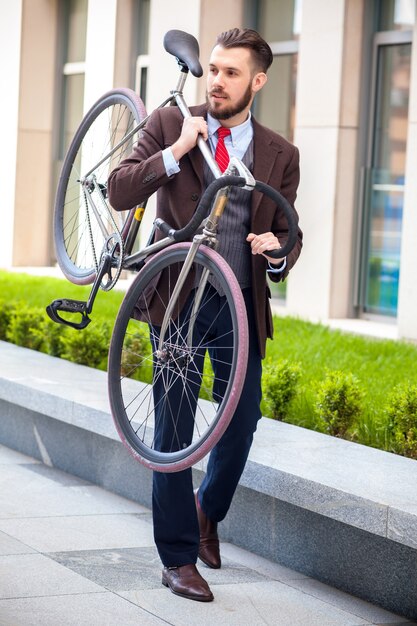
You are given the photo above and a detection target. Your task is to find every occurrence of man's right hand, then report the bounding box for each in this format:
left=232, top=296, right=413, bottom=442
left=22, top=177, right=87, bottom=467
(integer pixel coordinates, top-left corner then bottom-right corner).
left=171, top=117, right=208, bottom=162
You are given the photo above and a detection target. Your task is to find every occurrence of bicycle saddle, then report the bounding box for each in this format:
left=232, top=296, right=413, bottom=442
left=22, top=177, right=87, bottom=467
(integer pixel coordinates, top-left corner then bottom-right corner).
left=163, top=30, right=203, bottom=77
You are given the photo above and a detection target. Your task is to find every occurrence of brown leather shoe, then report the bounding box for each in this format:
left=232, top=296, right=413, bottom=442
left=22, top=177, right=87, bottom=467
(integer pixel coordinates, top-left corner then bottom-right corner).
left=162, top=564, right=214, bottom=602
left=194, top=489, right=221, bottom=569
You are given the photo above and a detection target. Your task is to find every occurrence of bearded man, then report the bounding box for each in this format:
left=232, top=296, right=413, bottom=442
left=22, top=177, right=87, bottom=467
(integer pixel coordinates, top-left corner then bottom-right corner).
left=108, top=28, right=302, bottom=603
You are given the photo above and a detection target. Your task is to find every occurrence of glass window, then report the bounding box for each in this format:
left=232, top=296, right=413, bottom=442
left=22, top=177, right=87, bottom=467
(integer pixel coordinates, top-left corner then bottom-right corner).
left=253, top=0, right=301, bottom=42
left=135, top=0, right=151, bottom=105
left=65, top=0, right=88, bottom=63
left=137, top=0, right=150, bottom=55
left=363, top=42, right=411, bottom=316
left=61, top=74, right=85, bottom=156
left=378, top=0, right=415, bottom=31
left=256, top=51, right=298, bottom=142
left=59, top=0, right=88, bottom=160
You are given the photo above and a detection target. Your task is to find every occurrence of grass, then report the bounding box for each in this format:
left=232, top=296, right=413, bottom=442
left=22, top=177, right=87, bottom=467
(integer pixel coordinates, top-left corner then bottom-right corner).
left=0, top=270, right=125, bottom=326
left=264, top=316, right=417, bottom=445
left=2, top=269, right=417, bottom=452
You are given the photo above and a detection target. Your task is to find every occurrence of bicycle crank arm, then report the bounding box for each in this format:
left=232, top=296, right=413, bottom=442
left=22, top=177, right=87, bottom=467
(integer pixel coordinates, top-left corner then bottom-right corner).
left=46, top=253, right=113, bottom=330
left=46, top=298, right=91, bottom=330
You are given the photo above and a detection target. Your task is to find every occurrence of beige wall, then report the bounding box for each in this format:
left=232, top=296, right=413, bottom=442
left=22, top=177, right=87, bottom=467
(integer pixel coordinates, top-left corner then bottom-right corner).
left=13, top=0, right=58, bottom=266
left=114, top=0, right=137, bottom=89
left=287, top=0, right=364, bottom=320
left=197, top=0, right=244, bottom=102
left=84, top=0, right=118, bottom=107
left=146, top=0, right=201, bottom=112
left=330, top=0, right=365, bottom=318
left=0, top=1, right=22, bottom=268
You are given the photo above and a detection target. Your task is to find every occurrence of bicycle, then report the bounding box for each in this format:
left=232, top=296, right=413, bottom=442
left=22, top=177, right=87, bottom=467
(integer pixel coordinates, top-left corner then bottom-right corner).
left=47, top=29, right=298, bottom=473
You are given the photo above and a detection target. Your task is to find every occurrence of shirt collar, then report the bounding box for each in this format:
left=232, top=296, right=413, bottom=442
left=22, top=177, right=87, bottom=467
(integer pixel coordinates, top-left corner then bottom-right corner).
left=207, top=111, right=253, bottom=147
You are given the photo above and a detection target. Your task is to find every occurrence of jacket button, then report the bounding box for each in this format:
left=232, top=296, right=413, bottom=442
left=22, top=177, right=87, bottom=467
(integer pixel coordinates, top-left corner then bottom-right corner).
left=191, top=193, right=199, bottom=201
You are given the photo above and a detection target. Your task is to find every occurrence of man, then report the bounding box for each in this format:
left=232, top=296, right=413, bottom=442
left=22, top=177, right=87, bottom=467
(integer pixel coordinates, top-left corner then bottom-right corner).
left=108, top=28, right=302, bottom=603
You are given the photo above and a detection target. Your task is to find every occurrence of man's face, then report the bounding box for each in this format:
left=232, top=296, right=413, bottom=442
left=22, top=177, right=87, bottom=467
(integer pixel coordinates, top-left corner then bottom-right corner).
left=206, top=45, right=258, bottom=122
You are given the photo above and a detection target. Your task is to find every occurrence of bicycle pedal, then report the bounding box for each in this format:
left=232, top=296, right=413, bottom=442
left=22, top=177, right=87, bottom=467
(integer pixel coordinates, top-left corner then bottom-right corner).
left=46, top=298, right=91, bottom=330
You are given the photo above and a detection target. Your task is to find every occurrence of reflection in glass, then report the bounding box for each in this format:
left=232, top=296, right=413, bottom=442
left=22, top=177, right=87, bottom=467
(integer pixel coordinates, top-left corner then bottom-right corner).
left=256, top=54, right=298, bottom=142
left=364, top=43, right=411, bottom=315
left=378, top=0, right=415, bottom=31
left=251, top=0, right=302, bottom=41
left=60, top=74, right=85, bottom=159
left=65, top=0, right=88, bottom=63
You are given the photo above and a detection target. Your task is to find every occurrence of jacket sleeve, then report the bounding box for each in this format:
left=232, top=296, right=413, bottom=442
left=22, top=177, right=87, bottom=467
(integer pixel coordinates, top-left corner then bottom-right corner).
left=107, top=109, right=176, bottom=212
left=270, top=145, right=303, bottom=282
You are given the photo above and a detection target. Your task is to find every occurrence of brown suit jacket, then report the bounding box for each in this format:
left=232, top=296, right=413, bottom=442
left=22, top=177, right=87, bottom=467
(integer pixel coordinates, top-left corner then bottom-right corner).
left=108, top=104, right=302, bottom=358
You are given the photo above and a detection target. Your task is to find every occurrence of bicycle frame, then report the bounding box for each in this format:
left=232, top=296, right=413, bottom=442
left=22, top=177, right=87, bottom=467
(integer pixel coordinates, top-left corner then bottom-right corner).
left=47, top=44, right=257, bottom=332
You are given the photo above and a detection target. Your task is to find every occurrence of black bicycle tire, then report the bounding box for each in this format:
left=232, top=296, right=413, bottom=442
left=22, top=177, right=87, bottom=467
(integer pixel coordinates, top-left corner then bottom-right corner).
left=108, top=242, right=249, bottom=472
left=54, top=88, right=147, bottom=285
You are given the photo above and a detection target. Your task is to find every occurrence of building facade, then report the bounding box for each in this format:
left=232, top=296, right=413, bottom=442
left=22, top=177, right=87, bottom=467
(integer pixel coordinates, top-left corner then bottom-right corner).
left=1, top=0, right=417, bottom=341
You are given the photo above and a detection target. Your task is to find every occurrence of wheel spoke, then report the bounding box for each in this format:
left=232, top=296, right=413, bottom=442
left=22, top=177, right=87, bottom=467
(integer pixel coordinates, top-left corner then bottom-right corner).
left=55, top=91, right=145, bottom=282
left=109, top=244, right=248, bottom=471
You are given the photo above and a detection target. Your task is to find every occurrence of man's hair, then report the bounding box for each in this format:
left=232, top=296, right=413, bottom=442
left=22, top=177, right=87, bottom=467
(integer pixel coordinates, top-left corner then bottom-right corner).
left=216, top=28, right=273, bottom=73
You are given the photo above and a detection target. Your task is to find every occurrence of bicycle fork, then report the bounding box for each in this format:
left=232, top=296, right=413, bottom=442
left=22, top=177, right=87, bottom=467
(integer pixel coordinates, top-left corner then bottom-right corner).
left=156, top=235, right=209, bottom=356
left=156, top=178, right=233, bottom=354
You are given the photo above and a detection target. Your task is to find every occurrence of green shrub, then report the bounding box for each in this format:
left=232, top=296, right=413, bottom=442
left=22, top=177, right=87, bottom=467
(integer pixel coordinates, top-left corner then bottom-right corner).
left=351, top=408, right=390, bottom=451
left=39, top=316, right=68, bottom=357
left=262, top=359, right=301, bottom=420
left=386, top=383, right=417, bottom=459
left=315, top=370, right=363, bottom=437
left=121, top=322, right=152, bottom=382
left=6, top=304, right=46, bottom=351
left=60, top=321, right=111, bottom=370
left=0, top=300, right=16, bottom=340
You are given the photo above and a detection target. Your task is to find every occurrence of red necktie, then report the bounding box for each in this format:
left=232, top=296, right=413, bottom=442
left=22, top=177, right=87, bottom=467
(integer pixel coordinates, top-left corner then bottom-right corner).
left=214, top=127, right=231, bottom=173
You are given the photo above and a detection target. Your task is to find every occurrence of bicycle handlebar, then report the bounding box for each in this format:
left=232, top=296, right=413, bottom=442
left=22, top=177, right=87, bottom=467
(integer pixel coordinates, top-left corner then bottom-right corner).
left=154, top=176, right=298, bottom=260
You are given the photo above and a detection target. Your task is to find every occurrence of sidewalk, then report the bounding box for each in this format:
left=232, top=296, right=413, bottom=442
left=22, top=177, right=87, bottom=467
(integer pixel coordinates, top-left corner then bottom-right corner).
left=0, top=444, right=414, bottom=626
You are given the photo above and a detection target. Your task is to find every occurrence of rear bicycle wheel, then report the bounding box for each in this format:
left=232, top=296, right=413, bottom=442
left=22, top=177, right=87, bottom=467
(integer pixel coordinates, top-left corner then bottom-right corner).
left=108, top=242, right=249, bottom=472
left=54, top=88, right=147, bottom=285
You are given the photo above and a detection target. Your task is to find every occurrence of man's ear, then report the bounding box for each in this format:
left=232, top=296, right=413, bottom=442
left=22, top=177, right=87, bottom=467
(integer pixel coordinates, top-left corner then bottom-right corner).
left=252, top=72, right=267, bottom=93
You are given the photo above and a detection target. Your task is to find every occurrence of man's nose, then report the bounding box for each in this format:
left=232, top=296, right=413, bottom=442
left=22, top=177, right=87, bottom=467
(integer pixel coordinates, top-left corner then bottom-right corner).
left=212, top=72, right=225, bottom=88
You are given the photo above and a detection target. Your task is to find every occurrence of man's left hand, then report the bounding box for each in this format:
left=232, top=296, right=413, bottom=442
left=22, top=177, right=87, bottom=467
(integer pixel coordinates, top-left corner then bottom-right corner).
left=246, top=232, right=283, bottom=266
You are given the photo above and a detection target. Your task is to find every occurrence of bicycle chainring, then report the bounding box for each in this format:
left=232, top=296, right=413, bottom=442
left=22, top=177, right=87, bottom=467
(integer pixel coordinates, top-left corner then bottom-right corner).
left=100, top=233, right=124, bottom=291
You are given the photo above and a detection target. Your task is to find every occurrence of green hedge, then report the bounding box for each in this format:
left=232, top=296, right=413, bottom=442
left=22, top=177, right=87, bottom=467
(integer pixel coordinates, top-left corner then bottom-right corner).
left=1, top=284, right=417, bottom=459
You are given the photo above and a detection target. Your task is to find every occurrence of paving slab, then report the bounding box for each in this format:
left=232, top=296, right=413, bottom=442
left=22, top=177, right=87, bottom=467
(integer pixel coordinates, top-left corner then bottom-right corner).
left=0, top=463, right=147, bottom=519
left=121, top=581, right=372, bottom=626
left=0, top=512, right=154, bottom=553
left=0, top=553, right=102, bottom=599
left=0, top=530, right=35, bottom=556
left=286, top=577, right=415, bottom=625
left=0, top=593, right=167, bottom=626
left=0, top=442, right=414, bottom=625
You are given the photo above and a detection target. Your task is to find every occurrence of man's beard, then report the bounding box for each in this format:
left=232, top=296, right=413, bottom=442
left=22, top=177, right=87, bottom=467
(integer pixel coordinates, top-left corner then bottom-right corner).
left=206, top=83, right=252, bottom=120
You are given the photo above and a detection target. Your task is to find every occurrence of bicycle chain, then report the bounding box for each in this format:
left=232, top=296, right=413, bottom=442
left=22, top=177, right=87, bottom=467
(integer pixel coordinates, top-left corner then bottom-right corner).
left=83, top=188, right=99, bottom=273
left=83, top=178, right=125, bottom=292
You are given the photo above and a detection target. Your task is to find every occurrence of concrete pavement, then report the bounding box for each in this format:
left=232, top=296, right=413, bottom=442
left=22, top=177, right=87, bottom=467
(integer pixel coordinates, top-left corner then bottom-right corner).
left=0, top=443, right=414, bottom=626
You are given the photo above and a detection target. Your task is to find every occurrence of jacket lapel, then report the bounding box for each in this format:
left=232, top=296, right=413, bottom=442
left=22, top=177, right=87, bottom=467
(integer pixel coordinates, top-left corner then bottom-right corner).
left=251, top=117, right=283, bottom=220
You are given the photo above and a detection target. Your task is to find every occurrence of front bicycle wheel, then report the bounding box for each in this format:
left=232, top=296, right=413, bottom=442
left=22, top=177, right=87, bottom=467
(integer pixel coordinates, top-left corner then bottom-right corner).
left=54, top=88, right=147, bottom=285
left=108, top=242, right=249, bottom=472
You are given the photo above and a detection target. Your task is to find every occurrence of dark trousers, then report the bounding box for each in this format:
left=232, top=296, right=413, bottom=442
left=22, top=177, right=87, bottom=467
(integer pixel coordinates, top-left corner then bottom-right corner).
left=152, top=287, right=262, bottom=567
